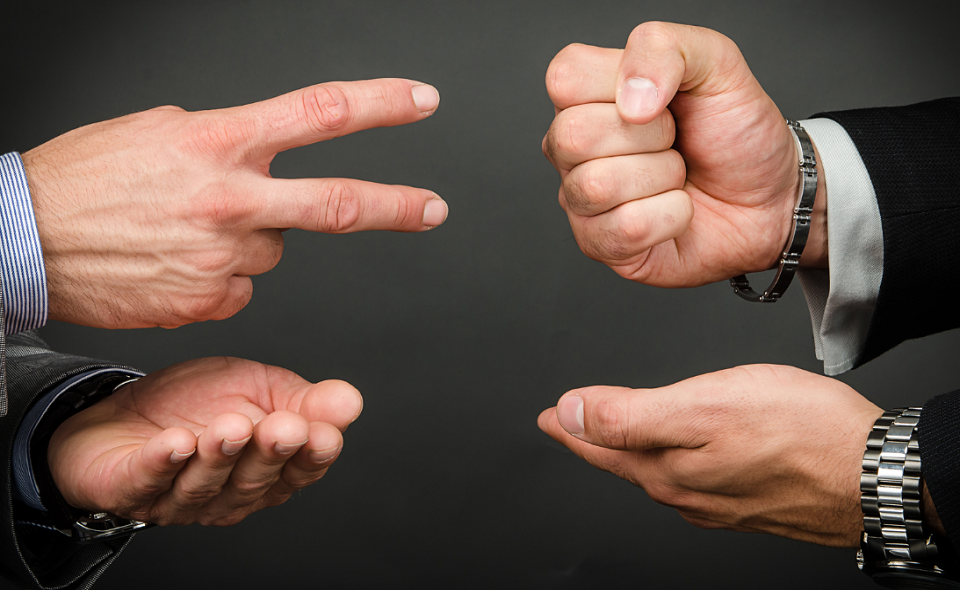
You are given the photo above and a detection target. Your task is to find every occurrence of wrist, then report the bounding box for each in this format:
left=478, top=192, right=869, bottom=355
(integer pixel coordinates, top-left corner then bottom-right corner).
left=34, top=373, right=139, bottom=532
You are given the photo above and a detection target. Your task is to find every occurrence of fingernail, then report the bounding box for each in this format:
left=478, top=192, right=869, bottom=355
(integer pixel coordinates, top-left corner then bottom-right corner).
left=170, top=449, right=196, bottom=464
left=221, top=435, right=252, bottom=456
left=557, top=394, right=584, bottom=436
left=412, top=84, right=440, bottom=113
left=309, top=445, right=341, bottom=463
left=275, top=439, right=308, bottom=455
left=619, top=77, right=658, bottom=118
left=422, top=198, right=448, bottom=227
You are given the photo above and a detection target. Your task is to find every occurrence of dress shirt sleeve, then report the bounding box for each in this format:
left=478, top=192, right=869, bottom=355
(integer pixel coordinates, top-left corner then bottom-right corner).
left=0, top=152, right=48, bottom=336
left=813, top=98, right=960, bottom=367
left=12, top=368, right=143, bottom=513
left=795, top=119, right=883, bottom=376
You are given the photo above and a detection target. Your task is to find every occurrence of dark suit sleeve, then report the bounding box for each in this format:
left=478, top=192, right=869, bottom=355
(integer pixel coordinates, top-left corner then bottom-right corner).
left=919, top=391, right=960, bottom=558
left=0, top=331, right=138, bottom=590
left=813, top=98, right=960, bottom=366
left=815, top=98, right=960, bottom=555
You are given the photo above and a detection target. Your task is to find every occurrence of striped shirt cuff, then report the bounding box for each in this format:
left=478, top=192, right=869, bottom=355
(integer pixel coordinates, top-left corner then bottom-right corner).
left=0, top=152, right=48, bottom=334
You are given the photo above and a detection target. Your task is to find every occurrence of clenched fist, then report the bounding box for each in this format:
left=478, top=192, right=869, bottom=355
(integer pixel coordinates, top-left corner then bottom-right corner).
left=543, top=22, right=827, bottom=287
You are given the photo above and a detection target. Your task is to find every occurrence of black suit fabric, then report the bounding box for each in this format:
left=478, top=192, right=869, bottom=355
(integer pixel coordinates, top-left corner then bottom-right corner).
left=0, top=331, right=132, bottom=590
left=816, top=97, right=960, bottom=554
left=814, top=98, right=960, bottom=367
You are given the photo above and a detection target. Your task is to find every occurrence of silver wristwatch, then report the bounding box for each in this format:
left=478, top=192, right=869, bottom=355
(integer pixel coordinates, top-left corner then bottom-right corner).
left=858, top=407, right=959, bottom=588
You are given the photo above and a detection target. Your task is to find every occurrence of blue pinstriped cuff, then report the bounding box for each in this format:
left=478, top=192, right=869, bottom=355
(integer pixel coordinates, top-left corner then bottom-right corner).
left=0, top=152, right=48, bottom=335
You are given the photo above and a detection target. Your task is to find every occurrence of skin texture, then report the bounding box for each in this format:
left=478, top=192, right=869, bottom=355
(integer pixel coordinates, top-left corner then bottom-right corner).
left=538, top=365, right=884, bottom=547
left=48, top=358, right=363, bottom=526
left=542, top=23, right=827, bottom=287
left=539, top=22, right=944, bottom=545
left=22, top=78, right=447, bottom=329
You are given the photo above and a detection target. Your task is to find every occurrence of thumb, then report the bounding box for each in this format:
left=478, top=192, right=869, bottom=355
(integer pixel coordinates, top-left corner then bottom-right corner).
left=553, top=385, right=708, bottom=451
left=616, top=22, right=757, bottom=124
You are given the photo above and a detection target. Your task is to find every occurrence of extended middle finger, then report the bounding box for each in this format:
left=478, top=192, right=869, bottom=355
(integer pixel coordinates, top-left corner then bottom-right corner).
left=543, top=103, right=675, bottom=173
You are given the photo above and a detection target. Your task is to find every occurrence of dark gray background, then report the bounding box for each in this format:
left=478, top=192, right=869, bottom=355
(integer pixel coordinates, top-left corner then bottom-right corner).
left=3, top=1, right=960, bottom=588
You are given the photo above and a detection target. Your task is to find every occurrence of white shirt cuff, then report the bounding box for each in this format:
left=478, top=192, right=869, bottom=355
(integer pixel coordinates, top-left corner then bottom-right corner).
left=797, top=119, right=883, bottom=375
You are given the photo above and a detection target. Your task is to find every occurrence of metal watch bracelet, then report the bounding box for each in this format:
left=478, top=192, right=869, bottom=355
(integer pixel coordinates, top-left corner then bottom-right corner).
left=858, top=407, right=957, bottom=586
left=730, top=119, right=817, bottom=303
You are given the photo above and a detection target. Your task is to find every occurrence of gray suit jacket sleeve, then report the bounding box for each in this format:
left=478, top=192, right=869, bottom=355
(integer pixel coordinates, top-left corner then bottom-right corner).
left=0, top=331, right=137, bottom=590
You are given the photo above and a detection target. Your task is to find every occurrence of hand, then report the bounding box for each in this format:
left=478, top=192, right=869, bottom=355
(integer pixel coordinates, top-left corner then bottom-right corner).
left=23, top=79, right=447, bottom=328
left=542, top=22, right=827, bottom=287
left=538, top=364, right=885, bottom=547
left=48, top=357, right=363, bottom=526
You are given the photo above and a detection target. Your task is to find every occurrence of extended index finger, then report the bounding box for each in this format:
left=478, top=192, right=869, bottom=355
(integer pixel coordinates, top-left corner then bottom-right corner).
left=546, top=44, right=622, bottom=110
left=230, top=78, right=440, bottom=156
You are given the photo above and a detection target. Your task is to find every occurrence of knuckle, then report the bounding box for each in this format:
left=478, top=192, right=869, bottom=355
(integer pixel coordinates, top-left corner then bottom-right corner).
left=230, top=477, right=271, bottom=499
left=246, top=232, right=286, bottom=276
left=175, top=485, right=221, bottom=508
left=567, top=163, right=617, bottom=211
left=264, top=233, right=285, bottom=270
left=185, top=116, right=251, bottom=165
left=218, top=280, right=254, bottom=320
left=317, top=181, right=362, bottom=232
left=576, top=226, right=626, bottom=263
left=301, top=85, right=351, bottom=135
left=179, top=285, right=231, bottom=322
left=591, top=397, right=630, bottom=448
left=630, top=21, right=676, bottom=49
left=129, top=471, right=171, bottom=499
left=194, top=185, right=249, bottom=228
left=555, top=114, right=591, bottom=159
left=187, top=246, right=238, bottom=275
left=542, top=125, right=561, bottom=163
left=617, top=211, right=650, bottom=245
left=545, top=44, right=584, bottom=106
left=715, top=33, right=746, bottom=72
